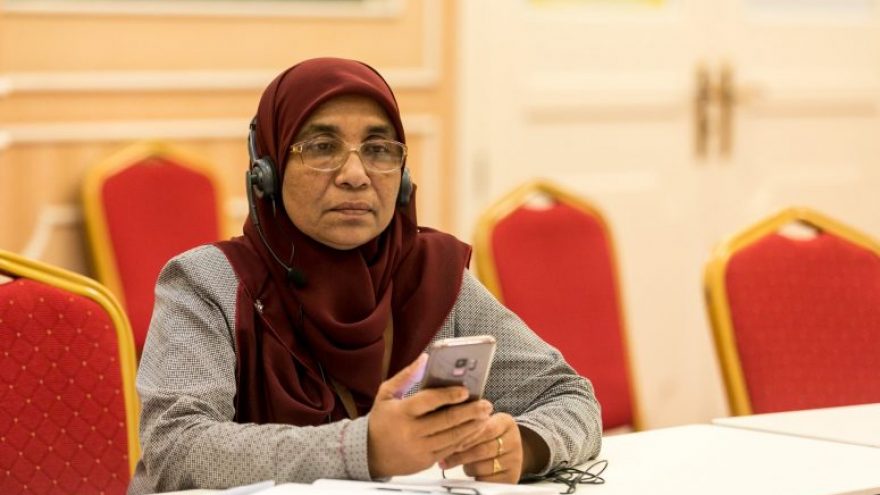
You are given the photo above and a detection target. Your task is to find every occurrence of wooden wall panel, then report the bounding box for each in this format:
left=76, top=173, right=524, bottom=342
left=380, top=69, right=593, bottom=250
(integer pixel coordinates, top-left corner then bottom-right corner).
left=0, top=0, right=457, bottom=278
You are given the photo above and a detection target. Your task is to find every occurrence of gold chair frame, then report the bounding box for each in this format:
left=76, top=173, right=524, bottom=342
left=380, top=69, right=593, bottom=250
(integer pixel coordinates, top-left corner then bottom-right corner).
left=0, top=249, right=141, bottom=474
left=703, top=206, right=880, bottom=416
left=474, top=180, right=643, bottom=430
left=82, top=140, right=229, bottom=308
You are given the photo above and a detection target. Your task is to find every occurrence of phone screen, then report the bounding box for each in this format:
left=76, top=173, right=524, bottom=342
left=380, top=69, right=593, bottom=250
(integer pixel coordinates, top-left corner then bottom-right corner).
left=420, top=335, right=496, bottom=401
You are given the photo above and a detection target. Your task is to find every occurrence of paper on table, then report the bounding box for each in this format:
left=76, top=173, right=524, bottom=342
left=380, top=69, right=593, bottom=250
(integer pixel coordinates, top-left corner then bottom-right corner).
left=313, top=478, right=558, bottom=495
left=250, top=483, right=354, bottom=494
left=150, top=480, right=276, bottom=495
left=217, top=481, right=276, bottom=495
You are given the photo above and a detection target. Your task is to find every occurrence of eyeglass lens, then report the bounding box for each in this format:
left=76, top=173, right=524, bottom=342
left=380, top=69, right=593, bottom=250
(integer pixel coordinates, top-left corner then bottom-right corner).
left=297, top=137, right=404, bottom=172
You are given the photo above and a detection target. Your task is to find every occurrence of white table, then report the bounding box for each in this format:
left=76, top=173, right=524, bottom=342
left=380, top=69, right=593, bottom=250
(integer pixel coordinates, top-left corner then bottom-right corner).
left=578, top=424, right=880, bottom=495
left=154, top=424, right=880, bottom=495
left=712, top=403, right=880, bottom=448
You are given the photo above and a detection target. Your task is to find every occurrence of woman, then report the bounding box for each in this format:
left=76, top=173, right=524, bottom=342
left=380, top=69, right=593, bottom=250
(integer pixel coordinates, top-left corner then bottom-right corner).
left=128, top=57, right=601, bottom=494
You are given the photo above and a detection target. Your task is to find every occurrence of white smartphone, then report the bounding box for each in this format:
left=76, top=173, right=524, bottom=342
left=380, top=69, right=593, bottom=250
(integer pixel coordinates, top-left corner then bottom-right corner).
left=420, top=335, right=497, bottom=402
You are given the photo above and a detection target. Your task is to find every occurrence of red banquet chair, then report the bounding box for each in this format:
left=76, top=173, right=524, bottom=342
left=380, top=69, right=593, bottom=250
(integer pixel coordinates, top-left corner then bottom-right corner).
left=474, top=181, right=641, bottom=431
left=82, top=141, right=226, bottom=354
left=0, top=249, right=139, bottom=495
left=704, top=207, right=880, bottom=416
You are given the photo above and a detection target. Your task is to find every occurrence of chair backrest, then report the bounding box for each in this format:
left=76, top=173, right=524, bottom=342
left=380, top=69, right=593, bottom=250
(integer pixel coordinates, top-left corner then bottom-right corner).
left=0, top=249, right=139, bottom=495
left=704, top=207, right=880, bottom=416
left=474, top=181, right=640, bottom=430
left=83, top=141, right=226, bottom=354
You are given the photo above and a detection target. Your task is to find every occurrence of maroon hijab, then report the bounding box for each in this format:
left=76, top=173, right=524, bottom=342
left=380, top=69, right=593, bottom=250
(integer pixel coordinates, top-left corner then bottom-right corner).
left=216, top=58, right=471, bottom=425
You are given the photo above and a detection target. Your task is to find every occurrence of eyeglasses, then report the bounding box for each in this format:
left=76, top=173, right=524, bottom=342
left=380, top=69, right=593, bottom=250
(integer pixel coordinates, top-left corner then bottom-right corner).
left=290, top=136, right=407, bottom=173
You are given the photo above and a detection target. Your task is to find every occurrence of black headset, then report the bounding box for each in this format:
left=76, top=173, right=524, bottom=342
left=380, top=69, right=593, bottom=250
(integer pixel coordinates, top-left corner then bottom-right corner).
left=246, top=118, right=412, bottom=208
left=245, top=118, right=413, bottom=287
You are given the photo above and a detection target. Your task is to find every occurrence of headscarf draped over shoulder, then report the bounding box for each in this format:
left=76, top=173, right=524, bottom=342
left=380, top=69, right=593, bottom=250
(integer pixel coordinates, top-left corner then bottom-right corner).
left=216, top=57, right=471, bottom=425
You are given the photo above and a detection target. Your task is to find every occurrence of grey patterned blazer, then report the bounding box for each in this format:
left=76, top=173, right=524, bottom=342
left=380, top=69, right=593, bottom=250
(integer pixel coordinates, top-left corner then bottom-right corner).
left=127, top=245, right=601, bottom=494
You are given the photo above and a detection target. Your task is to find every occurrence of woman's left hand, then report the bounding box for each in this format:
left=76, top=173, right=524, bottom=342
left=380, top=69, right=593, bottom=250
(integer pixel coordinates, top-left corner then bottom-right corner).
left=439, top=412, right=523, bottom=484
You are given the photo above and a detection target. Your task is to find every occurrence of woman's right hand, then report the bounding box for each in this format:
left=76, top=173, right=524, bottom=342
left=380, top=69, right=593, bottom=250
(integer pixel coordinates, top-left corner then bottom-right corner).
left=367, top=354, right=493, bottom=478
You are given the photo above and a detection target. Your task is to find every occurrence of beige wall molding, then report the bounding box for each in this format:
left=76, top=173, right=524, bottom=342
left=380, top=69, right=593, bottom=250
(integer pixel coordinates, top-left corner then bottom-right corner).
left=0, top=0, right=440, bottom=96
left=1, top=118, right=251, bottom=145
left=1, top=70, right=285, bottom=95
left=0, top=65, right=437, bottom=96
left=2, top=0, right=404, bottom=18
left=0, top=114, right=434, bottom=146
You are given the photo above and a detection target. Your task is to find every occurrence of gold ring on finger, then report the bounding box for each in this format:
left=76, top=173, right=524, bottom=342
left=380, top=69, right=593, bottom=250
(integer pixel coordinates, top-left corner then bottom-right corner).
left=492, top=457, right=502, bottom=475
left=496, top=436, right=504, bottom=457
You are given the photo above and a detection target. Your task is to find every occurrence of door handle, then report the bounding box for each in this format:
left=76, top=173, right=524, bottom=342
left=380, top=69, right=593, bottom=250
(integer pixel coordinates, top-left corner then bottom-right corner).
left=694, top=63, right=712, bottom=159
left=694, top=62, right=739, bottom=159
left=718, top=63, right=735, bottom=157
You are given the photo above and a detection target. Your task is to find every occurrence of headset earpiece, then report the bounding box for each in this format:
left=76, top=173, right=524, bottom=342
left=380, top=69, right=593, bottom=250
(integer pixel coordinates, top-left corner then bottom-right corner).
left=397, top=167, right=413, bottom=206
left=245, top=118, right=307, bottom=288
left=247, top=118, right=279, bottom=201
left=249, top=158, right=277, bottom=200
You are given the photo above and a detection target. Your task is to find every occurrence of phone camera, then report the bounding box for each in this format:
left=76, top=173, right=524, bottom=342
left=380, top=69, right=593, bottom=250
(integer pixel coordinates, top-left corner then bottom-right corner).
left=454, top=358, right=468, bottom=368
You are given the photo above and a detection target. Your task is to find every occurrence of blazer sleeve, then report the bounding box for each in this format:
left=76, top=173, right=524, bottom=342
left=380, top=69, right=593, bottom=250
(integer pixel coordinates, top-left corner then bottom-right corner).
left=129, top=245, right=372, bottom=494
